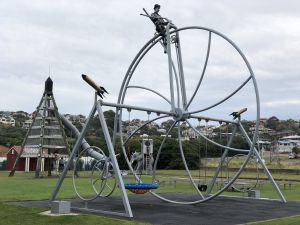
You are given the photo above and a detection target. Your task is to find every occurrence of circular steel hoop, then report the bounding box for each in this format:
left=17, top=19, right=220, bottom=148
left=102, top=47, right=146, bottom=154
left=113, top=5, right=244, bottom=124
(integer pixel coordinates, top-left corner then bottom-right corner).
left=91, top=159, right=116, bottom=197
left=72, top=146, right=107, bottom=201
left=114, top=26, right=260, bottom=204
left=225, top=154, right=260, bottom=192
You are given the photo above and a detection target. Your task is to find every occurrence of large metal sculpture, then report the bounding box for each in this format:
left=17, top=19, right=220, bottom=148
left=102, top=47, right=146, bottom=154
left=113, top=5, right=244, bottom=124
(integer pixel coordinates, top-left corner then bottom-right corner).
left=50, top=5, right=286, bottom=218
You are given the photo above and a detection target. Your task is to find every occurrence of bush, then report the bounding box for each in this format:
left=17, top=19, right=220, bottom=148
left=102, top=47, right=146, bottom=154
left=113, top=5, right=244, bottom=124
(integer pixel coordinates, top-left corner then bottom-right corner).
left=292, top=147, right=300, bottom=154
left=0, top=160, right=6, bottom=170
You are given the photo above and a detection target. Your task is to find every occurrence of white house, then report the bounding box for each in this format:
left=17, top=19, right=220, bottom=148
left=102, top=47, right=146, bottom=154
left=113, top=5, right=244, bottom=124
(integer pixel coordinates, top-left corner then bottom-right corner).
left=0, top=116, right=15, bottom=127
left=276, top=135, right=300, bottom=153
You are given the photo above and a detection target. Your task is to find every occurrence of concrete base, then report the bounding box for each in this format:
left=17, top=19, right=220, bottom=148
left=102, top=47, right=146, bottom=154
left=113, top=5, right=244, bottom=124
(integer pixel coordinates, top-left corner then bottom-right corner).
left=248, top=190, right=261, bottom=198
left=51, top=201, right=71, bottom=214
left=40, top=210, right=78, bottom=216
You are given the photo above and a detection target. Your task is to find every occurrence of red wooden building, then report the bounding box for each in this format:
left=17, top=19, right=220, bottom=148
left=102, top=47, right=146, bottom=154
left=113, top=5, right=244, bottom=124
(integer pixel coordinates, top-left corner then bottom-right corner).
left=6, top=146, right=24, bottom=171
left=6, top=146, right=54, bottom=172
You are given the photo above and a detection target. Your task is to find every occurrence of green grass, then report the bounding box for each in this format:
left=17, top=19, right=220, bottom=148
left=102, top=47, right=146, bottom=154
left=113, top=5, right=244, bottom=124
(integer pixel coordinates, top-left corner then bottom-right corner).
left=0, top=202, right=147, bottom=225
left=246, top=215, right=300, bottom=225
left=151, top=170, right=300, bottom=201
left=1, top=171, right=300, bottom=225
left=0, top=172, right=79, bottom=201
left=0, top=171, right=148, bottom=225
left=156, top=169, right=300, bottom=181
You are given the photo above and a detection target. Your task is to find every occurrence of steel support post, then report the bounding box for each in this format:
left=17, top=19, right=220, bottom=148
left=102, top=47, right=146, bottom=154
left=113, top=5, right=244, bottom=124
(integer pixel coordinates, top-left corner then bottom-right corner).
left=166, top=23, right=175, bottom=113
left=238, top=122, right=286, bottom=203
left=174, top=33, right=187, bottom=108
left=96, top=101, right=133, bottom=217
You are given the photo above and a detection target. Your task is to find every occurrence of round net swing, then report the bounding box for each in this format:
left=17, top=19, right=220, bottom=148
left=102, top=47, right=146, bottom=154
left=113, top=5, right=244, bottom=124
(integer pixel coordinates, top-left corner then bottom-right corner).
left=125, top=183, right=159, bottom=194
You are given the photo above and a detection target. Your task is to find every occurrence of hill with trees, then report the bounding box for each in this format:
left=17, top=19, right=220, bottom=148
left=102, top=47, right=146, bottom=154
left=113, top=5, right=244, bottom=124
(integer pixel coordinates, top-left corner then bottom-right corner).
left=1, top=110, right=299, bottom=169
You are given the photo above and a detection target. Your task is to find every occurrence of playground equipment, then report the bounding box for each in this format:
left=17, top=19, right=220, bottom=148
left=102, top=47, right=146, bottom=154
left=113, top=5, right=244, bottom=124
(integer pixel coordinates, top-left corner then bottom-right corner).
left=9, top=77, right=69, bottom=178
left=50, top=7, right=286, bottom=218
left=58, top=114, right=116, bottom=199
left=129, top=139, right=154, bottom=175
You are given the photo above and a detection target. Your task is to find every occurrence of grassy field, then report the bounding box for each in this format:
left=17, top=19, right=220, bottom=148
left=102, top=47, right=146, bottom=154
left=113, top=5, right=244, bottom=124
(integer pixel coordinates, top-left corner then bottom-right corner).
left=245, top=216, right=300, bottom=225
left=1, top=170, right=300, bottom=225
left=205, top=153, right=300, bottom=170
left=0, top=171, right=149, bottom=225
left=0, top=202, right=147, bottom=225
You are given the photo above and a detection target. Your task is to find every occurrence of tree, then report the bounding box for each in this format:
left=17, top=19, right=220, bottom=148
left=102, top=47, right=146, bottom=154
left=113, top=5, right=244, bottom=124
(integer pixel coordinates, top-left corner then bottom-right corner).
left=152, top=137, right=200, bottom=170
left=266, top=117, right=279, bottom=130
left=240, top=120, right=252, bottom=133
left=103, top=110, right=115, bottom=130
left=161, top=119, right=175, bottom=130
left=292, top=147, right=300, bottom=154
left=0, top=126, right=26, bottom=146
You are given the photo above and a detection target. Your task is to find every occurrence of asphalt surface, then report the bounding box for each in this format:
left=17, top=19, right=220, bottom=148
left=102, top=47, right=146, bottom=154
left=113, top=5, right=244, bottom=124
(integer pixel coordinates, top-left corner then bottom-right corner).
left=15, top=193, right=300, bottom=225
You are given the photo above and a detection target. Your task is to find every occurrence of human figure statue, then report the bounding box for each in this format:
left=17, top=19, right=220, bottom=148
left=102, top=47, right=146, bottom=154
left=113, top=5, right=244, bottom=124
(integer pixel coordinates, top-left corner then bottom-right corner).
left=150, top=4, right=169, bottom=52
left=150, top=4, right=168, bottom=35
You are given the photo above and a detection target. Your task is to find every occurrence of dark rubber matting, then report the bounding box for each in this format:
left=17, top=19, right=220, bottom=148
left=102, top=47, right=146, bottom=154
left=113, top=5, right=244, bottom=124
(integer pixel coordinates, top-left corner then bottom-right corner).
left=15, top=194, right=300, bottom=225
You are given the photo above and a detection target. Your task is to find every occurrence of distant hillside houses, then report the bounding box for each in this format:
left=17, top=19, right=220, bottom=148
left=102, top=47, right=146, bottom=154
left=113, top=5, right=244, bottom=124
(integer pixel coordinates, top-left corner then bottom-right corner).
left=0, top=110, right=299, bottom=147
left=276, top=135, right=300, bottom=153
left=0, top=111, right=32, bottom=128
left=0, top=110, right=88, bottom=128
left=249, top=124, right=276, bottom=136
left=126, top=125, right=140, bottom=135
left=63, top=114, right=86, bottom=123
left=182, top=125, right=216, bottom=140
left=157, top=128, right=166, bottom=134
left=0, top=114, right=15, bottom=127
left=12, top=111, right=29, bottom=117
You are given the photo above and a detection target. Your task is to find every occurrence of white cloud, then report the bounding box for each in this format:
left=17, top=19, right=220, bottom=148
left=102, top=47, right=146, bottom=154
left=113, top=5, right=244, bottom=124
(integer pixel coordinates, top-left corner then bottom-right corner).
left=264, top=100, right=300, bottom=108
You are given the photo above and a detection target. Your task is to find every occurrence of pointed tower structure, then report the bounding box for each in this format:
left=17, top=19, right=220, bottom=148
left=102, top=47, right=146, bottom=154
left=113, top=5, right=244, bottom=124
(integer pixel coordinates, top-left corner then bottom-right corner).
left=9, top=77, right=69, bottom=177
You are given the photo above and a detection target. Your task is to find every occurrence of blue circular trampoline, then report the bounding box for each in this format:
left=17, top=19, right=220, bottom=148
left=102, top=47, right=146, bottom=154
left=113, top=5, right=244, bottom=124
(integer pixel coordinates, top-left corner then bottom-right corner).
left=125, top=183, right=159, bottom=194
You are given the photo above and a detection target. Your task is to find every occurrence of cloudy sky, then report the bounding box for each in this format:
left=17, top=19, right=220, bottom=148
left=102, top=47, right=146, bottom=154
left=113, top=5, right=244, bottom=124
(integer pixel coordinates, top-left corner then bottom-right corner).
left=1, top=0, right=299, bottom=121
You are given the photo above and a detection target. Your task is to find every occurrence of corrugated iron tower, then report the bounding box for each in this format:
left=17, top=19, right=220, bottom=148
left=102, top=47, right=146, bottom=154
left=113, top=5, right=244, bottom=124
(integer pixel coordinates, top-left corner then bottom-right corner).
left=9, top=77, right=69, bottom=177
